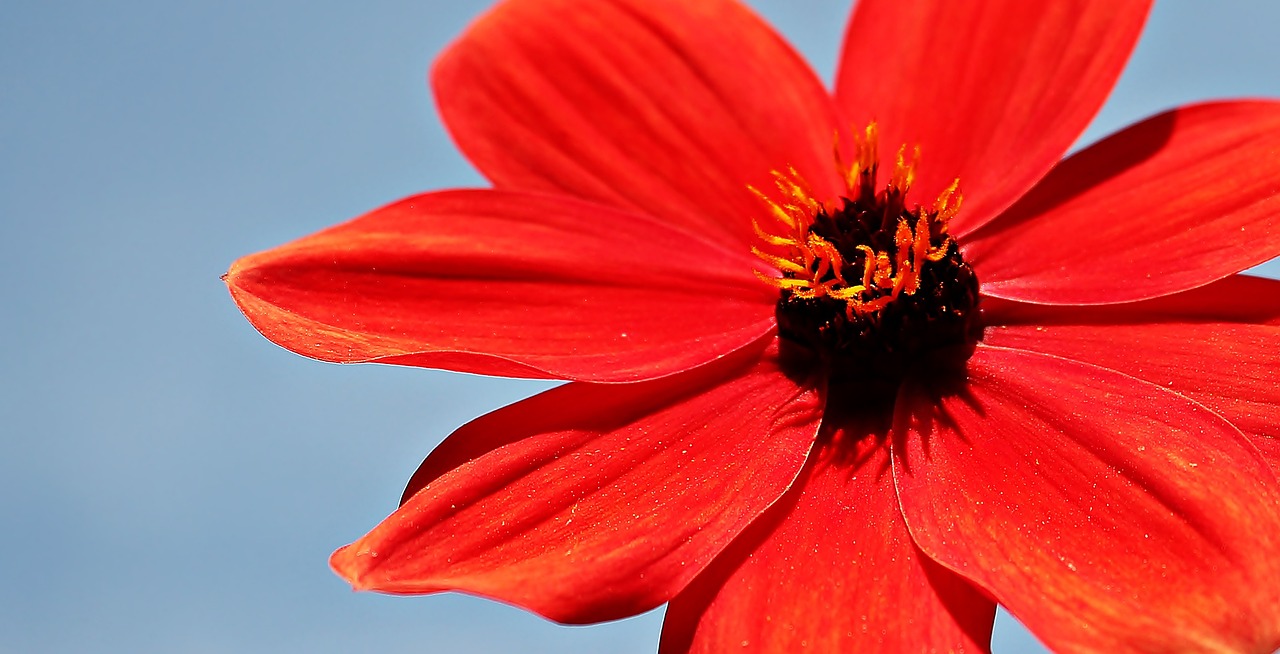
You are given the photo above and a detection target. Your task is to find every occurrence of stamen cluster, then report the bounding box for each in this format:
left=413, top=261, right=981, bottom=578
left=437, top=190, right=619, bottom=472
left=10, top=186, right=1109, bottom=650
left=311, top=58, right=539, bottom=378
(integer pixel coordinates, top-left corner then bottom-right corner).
left=753, top=125, right=982, bottom=380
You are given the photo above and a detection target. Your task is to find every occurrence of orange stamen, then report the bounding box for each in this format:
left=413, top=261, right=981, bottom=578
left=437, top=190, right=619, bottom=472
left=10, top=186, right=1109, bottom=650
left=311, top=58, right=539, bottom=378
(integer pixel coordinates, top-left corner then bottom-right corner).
left=750, top=124, right=962, bottom=316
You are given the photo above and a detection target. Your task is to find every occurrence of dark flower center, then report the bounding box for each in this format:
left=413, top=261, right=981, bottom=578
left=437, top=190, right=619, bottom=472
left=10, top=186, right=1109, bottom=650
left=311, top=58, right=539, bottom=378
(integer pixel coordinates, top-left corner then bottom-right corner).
left=753, top=125, right=982, bottom=383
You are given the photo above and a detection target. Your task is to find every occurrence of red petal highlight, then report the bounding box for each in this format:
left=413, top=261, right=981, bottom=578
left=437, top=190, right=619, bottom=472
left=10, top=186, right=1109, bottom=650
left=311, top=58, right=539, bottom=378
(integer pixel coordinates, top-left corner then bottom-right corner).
left=434, top=0, right=843, bottom=247
left=894, top=345, right=1280, bottom=653
left=835, top=0, right=1150, bottom=235
left=986, top=275, right=1280, bottom=469
left=330, top=342, right=824, bottom=624
left=225, top=190, right=775, bottom=382
left=969, top=101, right=1280, bottom=304
left=661, top=428, right=994, bottom=654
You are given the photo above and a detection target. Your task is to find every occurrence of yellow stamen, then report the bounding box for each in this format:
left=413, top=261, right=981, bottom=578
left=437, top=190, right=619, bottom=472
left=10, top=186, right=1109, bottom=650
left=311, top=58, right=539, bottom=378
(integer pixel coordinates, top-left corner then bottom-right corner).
left=872, top=251, right=894, bottom=289
left=751, top=247, right=808, bottom=275
left=835, top=122, right=881, bottom=192
left=753, top=219, right=795, bottom=248
left=890, top=145, right=919, bottom=191
left=748, top=186, right=802, bottom=230
left=856, top=123, right=879, bottom=176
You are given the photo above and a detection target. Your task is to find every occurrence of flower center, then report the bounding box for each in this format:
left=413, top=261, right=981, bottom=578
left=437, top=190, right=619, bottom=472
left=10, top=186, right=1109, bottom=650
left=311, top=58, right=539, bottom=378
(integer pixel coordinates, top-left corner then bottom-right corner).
left=753, top=124, right=982, bottom=382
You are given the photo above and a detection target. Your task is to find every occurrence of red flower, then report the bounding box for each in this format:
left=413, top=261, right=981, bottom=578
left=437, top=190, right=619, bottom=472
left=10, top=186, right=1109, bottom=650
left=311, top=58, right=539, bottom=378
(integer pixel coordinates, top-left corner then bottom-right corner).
left=225, top=0, right=1280, bottom=651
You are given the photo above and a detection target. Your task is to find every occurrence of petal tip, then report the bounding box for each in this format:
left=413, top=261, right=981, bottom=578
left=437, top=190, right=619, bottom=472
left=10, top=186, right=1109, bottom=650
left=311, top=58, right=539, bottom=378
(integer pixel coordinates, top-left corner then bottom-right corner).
left=222, top=254, right=262, bottom=294
left=329, top=542, right=379, bottom=591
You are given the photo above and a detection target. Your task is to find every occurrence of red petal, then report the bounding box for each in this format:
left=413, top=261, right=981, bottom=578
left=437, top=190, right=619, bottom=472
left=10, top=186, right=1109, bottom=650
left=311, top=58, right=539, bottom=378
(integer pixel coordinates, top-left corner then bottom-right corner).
left=985, top=275, right=1280, bottom=468
left=835, top=0, right=1150, bottom=235
left=894, top=345, right=1280, bottom=653
left=969, top=101, right=1280, bottom=303
left=984, top=274, right=1280, bottom=328
left=660, top=424, right=994, bottom=654
left=330, top=342, right=824, bottom=624
left=225, top=190, right=775, bottom=382
left=434, top=0, right=843, bottom=247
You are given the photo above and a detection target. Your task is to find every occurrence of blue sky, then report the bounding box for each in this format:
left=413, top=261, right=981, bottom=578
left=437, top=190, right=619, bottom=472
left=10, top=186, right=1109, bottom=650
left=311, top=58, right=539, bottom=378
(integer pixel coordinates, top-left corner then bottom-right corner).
left=2, top=1, right=1278, bottom=652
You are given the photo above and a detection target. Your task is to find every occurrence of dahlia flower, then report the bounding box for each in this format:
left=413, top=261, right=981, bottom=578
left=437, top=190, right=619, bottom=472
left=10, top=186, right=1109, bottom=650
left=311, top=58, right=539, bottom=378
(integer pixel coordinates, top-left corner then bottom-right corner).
left=226, top=0, right=1280, bottom=651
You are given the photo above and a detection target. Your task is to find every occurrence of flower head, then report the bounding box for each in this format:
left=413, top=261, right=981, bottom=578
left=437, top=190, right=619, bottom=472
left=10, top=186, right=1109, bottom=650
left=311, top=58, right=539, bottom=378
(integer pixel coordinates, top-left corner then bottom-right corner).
left=226, top=0, right=1280, bottom=651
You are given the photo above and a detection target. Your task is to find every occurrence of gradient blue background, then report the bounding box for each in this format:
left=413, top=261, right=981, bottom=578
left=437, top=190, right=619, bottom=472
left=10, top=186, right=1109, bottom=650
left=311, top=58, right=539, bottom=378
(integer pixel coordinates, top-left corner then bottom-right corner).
left=3, top=1, right=1278, bottom=652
